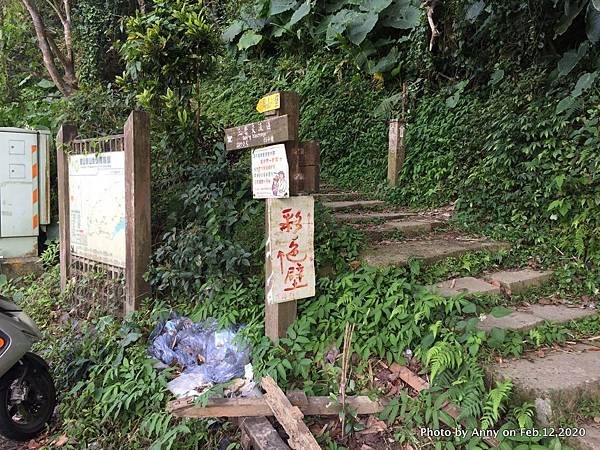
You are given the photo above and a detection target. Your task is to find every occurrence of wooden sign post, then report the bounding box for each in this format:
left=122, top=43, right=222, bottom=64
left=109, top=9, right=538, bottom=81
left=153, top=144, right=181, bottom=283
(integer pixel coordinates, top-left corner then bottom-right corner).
left=224, top=92, right=320, bottom=342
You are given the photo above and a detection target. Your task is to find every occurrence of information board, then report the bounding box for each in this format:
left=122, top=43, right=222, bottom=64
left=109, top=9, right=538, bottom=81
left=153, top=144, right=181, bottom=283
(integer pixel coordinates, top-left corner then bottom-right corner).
left=252, top=144, right=289, bottom=199
left=266, top=196, right=315, bottom=303
left=68, top=151, right=126, bottom=267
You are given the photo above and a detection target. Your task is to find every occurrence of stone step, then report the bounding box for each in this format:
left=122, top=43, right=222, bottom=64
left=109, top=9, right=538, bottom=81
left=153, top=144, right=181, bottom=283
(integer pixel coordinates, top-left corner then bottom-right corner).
left=333, top=211, right=414, bottom=223
left=314, top=192, right=364, bottom=202
left=484, top=269, right=553, bottom=295
left=321, top=200, right=386, bottom=212
left=478, top=304, right=597, bottom=332
left=572, top=424, right=600, bottom=450
left=358, top=219, right=445, bottom=240
left=361, top=238, right=509, bottom=267
left=429, top=276, right=501, bottom=297
left=490, top=344, right=600, bottom=426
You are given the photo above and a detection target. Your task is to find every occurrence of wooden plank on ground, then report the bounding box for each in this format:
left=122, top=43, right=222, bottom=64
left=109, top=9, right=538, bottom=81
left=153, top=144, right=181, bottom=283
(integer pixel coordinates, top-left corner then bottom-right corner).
left=225, top=115, right=291, bottom=151
left=234, top=417, right=291, bottom=450
left=167, top=394, right=385, bottom=418
left=261, top=376, right=321, bottom=450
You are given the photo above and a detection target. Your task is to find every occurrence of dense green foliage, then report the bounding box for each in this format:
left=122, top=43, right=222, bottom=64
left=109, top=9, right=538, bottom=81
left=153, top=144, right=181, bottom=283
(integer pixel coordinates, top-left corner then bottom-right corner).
left=0, top=0, right=599, bottom=448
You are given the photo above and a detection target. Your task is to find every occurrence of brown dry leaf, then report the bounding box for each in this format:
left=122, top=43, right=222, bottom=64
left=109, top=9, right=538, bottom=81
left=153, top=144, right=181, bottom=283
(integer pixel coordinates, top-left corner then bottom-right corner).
left=450, top=279, right=457, bottom=289
left=361, top=445, right=376, bottom=450
left=594, top=416, right=600, bottom=424
left=489, top=279, right=501, bottom=288
left=538, top=298, right=551, bottom=305
left=366, top=416, right=388, bottom=433
left=536, top=349, right=545, bottom=358
left=54, top=435, right=69, bottom=447
left=27, top=441, right=43, bottom=450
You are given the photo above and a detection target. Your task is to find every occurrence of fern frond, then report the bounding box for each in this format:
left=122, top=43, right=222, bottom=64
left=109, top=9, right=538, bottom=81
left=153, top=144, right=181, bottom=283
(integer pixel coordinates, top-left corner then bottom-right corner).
left=480, top=380, right=513, bottom=430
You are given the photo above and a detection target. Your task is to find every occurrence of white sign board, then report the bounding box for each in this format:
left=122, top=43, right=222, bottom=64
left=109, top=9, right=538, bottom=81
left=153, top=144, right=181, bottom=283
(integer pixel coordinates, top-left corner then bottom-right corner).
left=68, top=151, right=126, bottom=267
left=266, top=196, right=315, bottom=303
left=252, top=144, right=289, bottom=199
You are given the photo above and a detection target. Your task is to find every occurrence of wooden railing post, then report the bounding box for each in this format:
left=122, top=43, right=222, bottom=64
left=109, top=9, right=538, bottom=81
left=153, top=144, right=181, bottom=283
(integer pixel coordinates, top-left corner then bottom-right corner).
left=56, top=124, right=77, bottom=291
left=124, top=110, right=152, bottom=314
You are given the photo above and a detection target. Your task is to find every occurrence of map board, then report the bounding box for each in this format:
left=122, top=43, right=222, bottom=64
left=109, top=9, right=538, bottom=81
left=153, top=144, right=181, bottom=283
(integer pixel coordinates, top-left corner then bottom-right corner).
left=252, top=144, right=289, bottom=199
left=68, top=151, right=126, bottom=267
left=266, top=196, right=315, bottom=304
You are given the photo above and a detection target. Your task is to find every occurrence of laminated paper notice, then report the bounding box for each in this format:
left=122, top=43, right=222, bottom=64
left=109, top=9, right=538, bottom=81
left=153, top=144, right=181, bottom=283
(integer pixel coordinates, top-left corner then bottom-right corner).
left=252, top=144, right=289, bottom=199
left=266, top=196, right=315, bottom=303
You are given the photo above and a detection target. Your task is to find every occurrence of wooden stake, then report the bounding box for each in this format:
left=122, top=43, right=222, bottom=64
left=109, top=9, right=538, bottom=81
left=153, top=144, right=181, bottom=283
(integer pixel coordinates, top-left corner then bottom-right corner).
left=340, top=322, right=355, bottom=437
left=265, top=92, right=301, bottom=342
left=124, top=110, right=152, bottom=314
left=56, top=124, right=77, bottom=291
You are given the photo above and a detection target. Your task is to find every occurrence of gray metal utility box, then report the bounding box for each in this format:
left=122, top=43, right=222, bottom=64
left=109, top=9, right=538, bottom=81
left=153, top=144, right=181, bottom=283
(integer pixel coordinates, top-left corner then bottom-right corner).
left=0, top=128, right=51, bottom=259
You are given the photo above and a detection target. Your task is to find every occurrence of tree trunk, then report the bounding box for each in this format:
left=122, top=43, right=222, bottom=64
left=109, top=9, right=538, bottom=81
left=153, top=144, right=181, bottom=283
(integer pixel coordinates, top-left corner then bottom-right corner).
left=20, top=0, right=77, bottom=96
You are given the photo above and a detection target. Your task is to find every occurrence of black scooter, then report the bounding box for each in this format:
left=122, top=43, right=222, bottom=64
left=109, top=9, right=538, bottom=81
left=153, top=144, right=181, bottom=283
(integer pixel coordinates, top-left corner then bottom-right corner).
left=0, top=296, right=55, bottom=441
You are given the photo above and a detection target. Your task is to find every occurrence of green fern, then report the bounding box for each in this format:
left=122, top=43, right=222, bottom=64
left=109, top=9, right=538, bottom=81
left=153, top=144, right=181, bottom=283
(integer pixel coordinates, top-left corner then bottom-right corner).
left=512, top=402, right=535, bottom=429
left=480, top=380, right=513, bottom=430
left=425, top=341, right=464, bottom=382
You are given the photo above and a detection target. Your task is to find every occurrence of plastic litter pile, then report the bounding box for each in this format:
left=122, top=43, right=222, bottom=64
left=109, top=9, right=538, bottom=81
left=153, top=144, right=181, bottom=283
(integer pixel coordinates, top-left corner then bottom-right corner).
left=149, top=314, right=254, bottom=398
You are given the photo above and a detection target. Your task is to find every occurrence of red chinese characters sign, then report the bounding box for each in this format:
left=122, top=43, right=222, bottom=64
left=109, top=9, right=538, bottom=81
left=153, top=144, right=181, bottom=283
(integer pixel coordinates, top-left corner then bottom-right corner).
left=266, top=197, right=315, bottom=303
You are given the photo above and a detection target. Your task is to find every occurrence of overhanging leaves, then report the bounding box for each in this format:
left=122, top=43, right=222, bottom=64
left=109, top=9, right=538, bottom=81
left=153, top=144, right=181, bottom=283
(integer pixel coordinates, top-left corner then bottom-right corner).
left=237, top=30, right=263, bottom=50
left=465, top=0, right=486, bottom=23
left=586, top=2, right=600, bottom=42
left=360, top=0, right=394, bottom=13
left=557, top=41, right=590, bottom=78
left=347, top=12, right=379, bottom=45
left=222, top=20, right=245, bottom=43
left=288, top=0, right=311, bottom=27
left=555, top=0, right=587, bottom=36
left=381, top=0, right=421, bottom=29
left=270, top=0, right=297, bottom=16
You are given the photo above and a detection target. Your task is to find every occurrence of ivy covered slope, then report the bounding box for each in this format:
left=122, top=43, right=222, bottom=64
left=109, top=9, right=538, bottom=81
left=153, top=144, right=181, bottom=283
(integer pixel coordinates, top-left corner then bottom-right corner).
left=203, top=0, right=600, bottom=292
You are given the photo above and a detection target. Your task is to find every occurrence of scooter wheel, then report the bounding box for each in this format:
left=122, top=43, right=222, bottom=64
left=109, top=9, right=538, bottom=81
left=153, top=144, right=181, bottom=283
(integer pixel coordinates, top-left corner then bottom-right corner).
left=0, top=353, right=56, bottom=441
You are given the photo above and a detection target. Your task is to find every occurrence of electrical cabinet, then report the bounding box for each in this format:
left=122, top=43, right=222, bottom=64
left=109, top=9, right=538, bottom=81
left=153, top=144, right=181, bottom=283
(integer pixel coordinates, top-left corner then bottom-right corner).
left=0, top=128, right=51, bottom=258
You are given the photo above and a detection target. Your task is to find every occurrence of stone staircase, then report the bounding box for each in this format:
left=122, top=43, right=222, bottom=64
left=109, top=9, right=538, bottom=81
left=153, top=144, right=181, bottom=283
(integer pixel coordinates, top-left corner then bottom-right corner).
left=320, top=187, right=599, bottom=449
left=318, top=189, right=509, bottom=268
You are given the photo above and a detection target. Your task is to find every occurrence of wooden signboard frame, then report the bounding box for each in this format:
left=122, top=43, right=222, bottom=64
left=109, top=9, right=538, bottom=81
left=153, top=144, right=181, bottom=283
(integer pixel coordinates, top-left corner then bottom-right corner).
left=56, top=110, right=151, bottom=314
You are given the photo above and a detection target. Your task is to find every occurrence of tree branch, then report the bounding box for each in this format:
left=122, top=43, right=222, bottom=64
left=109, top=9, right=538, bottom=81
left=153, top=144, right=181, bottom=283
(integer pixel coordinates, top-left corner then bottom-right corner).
left=422, top=0, right=440, bottom=51
left=20, top=0, right=71, bottom=95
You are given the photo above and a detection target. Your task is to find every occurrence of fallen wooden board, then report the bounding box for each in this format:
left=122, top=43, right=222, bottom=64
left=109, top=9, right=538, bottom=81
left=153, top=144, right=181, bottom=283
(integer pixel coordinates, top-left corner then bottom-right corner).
left=261, top=376, right=321, bottom=450
left=168, top=394, right=385, bottom=418
left=234, top=416, right=291, bottom=450
left=391, top=364, right=499, bottom=447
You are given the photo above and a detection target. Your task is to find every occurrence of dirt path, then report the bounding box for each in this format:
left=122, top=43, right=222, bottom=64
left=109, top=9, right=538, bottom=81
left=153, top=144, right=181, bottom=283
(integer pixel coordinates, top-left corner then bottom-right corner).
left=0, top=436, right=28, bottom=449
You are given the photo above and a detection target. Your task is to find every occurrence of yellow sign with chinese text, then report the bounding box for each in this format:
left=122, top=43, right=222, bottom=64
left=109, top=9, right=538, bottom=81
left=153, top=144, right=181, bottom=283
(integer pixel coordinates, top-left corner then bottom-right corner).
left=256, top=93, right=281, bottom=114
